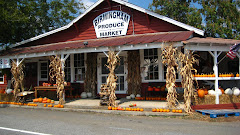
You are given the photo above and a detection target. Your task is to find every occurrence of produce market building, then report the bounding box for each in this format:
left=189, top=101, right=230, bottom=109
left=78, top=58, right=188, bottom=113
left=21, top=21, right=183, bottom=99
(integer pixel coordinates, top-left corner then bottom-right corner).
left=0, top=0, right=239, bottom=104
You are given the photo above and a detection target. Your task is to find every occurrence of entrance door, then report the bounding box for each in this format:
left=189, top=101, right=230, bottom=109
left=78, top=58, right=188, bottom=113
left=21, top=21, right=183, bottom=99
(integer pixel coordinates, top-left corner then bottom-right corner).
left=97, top=53, right=127, bottom=94
left=24, top=62, right=38, bottom=89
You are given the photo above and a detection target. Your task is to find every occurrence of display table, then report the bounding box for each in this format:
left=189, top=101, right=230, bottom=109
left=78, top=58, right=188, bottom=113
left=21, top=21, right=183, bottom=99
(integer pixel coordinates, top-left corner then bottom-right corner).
left=34, top=86, right=72, bottom=99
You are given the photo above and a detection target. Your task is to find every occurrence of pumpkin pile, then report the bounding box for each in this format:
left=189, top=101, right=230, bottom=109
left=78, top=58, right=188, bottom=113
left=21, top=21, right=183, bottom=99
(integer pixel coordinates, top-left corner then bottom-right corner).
left=108, top=106, right=144, bottom=112
left=152, top=108, right=183, bottom=113
left=135, top=97, right=167, bottom=100
left=0, top=102, right=38, bottom=106
left=32, top=97, right=64, bottom=108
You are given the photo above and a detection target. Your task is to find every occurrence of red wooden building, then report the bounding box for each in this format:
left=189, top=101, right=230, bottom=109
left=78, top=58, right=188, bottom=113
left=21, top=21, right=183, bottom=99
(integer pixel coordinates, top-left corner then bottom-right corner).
left=1, top=0, right=239, bottom=104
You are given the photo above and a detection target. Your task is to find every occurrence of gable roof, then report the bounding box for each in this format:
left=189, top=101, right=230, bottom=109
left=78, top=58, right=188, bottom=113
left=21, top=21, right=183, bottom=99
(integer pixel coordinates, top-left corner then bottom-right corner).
left=8, top=0, right=204, bottom=49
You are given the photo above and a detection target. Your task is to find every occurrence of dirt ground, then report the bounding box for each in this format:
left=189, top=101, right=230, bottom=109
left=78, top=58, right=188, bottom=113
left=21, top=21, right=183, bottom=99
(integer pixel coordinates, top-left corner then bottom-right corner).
left=178, top=112, right=240, bottom=122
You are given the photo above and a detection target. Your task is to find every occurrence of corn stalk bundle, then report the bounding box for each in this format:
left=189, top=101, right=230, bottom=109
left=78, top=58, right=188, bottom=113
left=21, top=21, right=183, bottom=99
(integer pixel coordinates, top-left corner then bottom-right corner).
left=178, top=50, right=198, bottom=113
left=49, top=55, right=65, bottom=105
left=161, top=44, right=179, bottom=108
left=105, top=50, right=120, bottom=107
left=84, top=53, right=97, bottom=97
left=127, top=50, right=141, bottom=95
left=11, top=60, right=24, bottom=101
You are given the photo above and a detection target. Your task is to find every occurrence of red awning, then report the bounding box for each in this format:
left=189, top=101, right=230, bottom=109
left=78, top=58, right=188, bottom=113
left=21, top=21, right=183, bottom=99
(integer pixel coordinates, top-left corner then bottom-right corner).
left=1, top=31, right=193, bottom=57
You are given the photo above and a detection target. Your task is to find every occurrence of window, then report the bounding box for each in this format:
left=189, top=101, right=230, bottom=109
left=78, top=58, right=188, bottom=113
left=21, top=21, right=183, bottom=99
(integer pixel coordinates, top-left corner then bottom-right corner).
left=40, top=62, right=48, bottom=81
left=64, top=56, right=71, bottom=82
left=0, top=70, right=4, bottom=84
left=143, top=48, right=159, bottom=80
left=74, top=53, right=85, bottom=81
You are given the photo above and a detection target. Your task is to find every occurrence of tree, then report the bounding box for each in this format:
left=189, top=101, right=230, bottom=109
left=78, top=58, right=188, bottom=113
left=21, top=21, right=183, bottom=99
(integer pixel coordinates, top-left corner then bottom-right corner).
left=0, top=0, right=85, bottom=46
left=149, top=0, right=203, bottom=30
left=200, top=0, right=240, bottom=39
left=149, top=0, right=240, bottom=39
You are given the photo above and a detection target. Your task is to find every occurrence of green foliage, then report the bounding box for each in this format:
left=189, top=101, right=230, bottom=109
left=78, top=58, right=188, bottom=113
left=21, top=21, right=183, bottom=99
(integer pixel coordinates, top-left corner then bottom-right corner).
left=149, top=0, right=240, bottom=39
left=0, top=0, right=84, bottom=46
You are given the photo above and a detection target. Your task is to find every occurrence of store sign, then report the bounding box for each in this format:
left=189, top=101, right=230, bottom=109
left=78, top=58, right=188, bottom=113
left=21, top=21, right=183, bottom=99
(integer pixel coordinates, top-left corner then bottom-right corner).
left=93, top=10, right=130, bottom=38
left=0, top=58, right=11, bottom=69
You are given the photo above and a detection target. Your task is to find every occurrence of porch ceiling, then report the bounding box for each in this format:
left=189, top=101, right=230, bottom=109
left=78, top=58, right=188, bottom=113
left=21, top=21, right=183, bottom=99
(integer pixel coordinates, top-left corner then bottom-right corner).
left=0, top=31, right=193, bottom=59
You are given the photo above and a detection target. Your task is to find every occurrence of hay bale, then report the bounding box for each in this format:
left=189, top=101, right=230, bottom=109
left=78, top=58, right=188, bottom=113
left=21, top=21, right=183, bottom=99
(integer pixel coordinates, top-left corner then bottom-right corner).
left=194, top=94, right=240, bottom=105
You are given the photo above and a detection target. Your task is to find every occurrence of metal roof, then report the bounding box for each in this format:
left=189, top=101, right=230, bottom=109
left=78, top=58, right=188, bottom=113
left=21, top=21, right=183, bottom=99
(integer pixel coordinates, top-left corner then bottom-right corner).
left=0, top=31, right=193, bottom=57
left=183, top=37, right=240, bottom=45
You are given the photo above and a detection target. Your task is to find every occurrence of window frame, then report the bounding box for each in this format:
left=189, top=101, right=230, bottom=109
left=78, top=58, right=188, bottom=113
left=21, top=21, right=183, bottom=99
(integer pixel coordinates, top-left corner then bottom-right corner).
left=73, top=53, right=86, bottom=83
left=140, top=48, right=181, bottom=83
left=0, top=70, right=4, bottom=84
left=38, top=61, right=48, bottom=81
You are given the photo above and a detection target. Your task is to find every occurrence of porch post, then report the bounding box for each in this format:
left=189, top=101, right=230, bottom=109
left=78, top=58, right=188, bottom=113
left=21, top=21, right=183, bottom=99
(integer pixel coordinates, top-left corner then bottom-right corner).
left=60, top=54, right=70, bottom=101
left=213, top=51, right=219, bottom=104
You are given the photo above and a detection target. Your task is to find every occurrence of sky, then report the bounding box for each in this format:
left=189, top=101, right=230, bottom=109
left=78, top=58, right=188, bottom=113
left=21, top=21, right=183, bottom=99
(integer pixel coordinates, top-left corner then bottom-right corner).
left=82, top=0, right=153, bottom=9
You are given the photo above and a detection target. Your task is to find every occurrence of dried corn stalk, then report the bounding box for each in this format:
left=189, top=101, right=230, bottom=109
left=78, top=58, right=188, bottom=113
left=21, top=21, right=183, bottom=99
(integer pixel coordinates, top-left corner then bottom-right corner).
left=105, top=50, right=120, bottom=107
left=127, top=50, right=141, bottom=95
left=49, top=55, right=65, bottom=105
left=161, top=44, right=179, bottom=108
left=84, top=53, right=97, bottom=97
left=178, top=50, right=198, bottom=113
left=11, top=60, right=24, bottom=101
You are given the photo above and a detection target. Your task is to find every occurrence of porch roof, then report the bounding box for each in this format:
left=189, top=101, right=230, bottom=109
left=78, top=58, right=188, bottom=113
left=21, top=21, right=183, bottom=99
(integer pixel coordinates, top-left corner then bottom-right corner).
left=0, top=31, right=193, bottom=59
left=183, top=37, right=240, bottom=51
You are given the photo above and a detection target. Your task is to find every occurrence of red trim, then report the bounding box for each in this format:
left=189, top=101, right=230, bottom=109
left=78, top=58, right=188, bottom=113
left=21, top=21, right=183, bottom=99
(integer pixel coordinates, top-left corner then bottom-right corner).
left=192, top=103, right=240, bottom=110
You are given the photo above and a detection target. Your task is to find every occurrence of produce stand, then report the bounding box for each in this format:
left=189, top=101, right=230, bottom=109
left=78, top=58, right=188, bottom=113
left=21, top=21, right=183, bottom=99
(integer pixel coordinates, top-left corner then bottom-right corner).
left=184, top=38, right=240, bottom=104
left=34, top=86, right=73, bottom=99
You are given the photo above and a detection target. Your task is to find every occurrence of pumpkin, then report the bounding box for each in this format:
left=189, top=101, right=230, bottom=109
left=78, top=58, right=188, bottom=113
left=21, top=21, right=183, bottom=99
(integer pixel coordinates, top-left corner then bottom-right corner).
left=208, top=90, right=215, bottom=95
left=38, top=98, right=43, bottom=103
left=178, top=110, right=183, bottom=113
left=47, top=99, right=51, bottom=103
left=232, top=87, right=240, bottom=96
left=204, top=88, right=208, bottom=95
left=140, top=108, right=144, bottom=112
left=172, top=109, right=176, bottom=113
left=225, top=88, right=232, bottom=95
left=197, top=89, right=205, bottom=98
left=148, top=86, right=153, bottom=91
left=236, top=73, right=239, bottom=77
left=152, top=108, right=156, bottom=112
left=43, top=104, right=47, bottom=107
left=33, top=99, right=39, bottom=102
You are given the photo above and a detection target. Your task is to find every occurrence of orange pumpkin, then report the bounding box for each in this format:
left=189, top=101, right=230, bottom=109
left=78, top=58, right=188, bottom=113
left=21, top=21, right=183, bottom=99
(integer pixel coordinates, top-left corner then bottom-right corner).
left=38, top=98, right=43, bottom=103
left=152, top=108, right=156, bottom=112
left=140, top=108, right=144, bottom=112
left=236, top=73, right=239, bottom=77
left=108, top=106, right=112, bottom=110
left=47, top=99, right=51, bottom=103
left=197, top=89, right=205, bottom=98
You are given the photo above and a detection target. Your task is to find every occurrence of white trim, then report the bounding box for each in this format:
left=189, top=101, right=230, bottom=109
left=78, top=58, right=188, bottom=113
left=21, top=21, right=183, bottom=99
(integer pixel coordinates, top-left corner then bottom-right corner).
left=0, top=70, right=4, bottom=84
left=185, top=44, right=231, bottom=51
left=1, top=42, right=183, bottom=59
left=72, top=53, right=86, bottom=83
left=7, top=0, right=203, bottom=50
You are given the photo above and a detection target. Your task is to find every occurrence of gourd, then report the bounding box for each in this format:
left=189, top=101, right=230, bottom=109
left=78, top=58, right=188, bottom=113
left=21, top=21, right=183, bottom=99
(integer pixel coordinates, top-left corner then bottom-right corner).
left=225, top=88, right=233, bottom=95
left=197, top=89, right=205, bottom=98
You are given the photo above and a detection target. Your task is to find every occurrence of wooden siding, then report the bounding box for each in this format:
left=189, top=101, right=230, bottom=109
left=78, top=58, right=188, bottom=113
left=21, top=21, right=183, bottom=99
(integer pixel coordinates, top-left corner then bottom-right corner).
left=21, top=1, right=185, bottom=47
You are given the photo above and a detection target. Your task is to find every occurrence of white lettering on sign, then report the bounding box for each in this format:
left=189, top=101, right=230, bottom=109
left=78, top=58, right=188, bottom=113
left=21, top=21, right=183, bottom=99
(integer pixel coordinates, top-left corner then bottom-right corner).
left=0, top=58, right=11, bottom=69
left=93, top=11, right=130, bottom=38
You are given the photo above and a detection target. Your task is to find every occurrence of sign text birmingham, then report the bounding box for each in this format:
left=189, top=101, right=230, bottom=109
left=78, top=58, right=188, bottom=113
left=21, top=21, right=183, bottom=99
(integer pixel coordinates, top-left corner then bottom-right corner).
left=93, top=11, right=130, bottom=27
